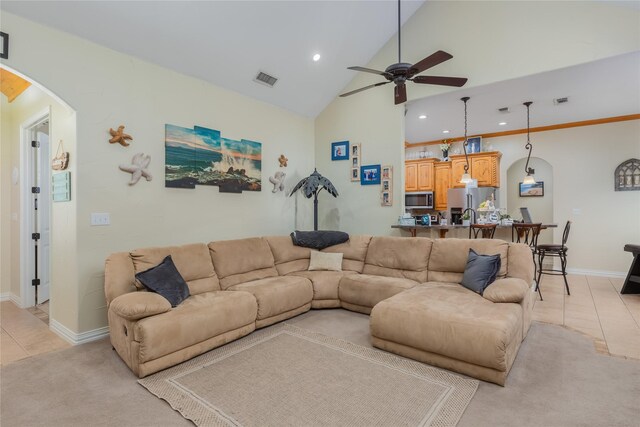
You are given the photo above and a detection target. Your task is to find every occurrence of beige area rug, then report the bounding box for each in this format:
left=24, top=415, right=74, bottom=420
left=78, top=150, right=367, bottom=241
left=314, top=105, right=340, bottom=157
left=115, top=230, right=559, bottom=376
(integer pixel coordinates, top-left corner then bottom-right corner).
left=139, top=323, right=478, bottom=427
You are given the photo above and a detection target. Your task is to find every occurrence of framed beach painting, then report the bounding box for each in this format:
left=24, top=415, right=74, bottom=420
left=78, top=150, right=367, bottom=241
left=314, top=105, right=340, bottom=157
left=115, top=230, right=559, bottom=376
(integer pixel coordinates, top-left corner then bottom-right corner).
left=519, top=181, right=544, bottom=197
left=360, top=164, right=381, bottom=185
left=331, top=141, right=349, bottom=161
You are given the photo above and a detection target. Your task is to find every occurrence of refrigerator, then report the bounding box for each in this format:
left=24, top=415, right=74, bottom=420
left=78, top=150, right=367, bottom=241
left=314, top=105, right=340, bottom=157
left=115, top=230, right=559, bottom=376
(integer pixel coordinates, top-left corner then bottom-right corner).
left=447, top=187, right=498, bottom=224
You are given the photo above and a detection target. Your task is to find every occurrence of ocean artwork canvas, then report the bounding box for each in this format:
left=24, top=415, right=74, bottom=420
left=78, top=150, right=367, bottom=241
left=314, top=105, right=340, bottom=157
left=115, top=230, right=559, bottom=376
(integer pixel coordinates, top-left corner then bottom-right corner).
left=165, top=124, right=262, bottom=192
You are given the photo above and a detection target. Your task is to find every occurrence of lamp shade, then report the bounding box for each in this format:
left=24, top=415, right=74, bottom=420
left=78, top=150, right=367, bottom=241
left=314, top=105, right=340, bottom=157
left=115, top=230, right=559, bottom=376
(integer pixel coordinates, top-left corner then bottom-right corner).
left=460, top=173, right=472, bottom=184
left=523, top=174, right=536, bottom=185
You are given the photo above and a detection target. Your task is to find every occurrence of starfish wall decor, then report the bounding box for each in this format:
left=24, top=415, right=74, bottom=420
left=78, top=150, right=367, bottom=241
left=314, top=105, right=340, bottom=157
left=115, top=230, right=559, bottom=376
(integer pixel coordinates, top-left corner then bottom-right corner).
left=109, top=125, right=133, bottom=147
left=119, top=153, right=152, bottom=185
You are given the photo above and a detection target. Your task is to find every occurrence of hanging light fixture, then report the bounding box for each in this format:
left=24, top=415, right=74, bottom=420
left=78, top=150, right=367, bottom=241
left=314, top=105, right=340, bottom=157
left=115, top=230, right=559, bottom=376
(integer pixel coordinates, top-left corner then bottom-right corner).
left=460, top=96, right=472, bottom=184
left=522, top=101, right=536, bottom=184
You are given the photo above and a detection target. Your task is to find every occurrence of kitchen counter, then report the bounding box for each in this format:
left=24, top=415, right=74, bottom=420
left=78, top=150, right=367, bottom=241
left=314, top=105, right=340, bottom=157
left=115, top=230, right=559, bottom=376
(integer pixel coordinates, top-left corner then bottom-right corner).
left=392, top=223, right=557, bottom=239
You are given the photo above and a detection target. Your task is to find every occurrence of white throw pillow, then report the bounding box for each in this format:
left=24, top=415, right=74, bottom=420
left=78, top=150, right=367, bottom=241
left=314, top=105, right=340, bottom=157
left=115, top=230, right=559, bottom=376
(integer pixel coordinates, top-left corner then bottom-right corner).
left=308, top=251, right=343, bottom=272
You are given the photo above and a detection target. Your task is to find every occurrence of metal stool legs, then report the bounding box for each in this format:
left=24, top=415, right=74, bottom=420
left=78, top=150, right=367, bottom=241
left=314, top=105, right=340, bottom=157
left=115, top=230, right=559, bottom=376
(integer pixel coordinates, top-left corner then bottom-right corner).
left=536, top=249, right=571, bottom=299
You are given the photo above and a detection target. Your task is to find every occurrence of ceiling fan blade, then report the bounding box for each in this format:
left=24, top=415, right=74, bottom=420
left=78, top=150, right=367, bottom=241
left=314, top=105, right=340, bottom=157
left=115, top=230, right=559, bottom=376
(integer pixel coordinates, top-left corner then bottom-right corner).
left=412, top=75, right=468, bottom=87
left=409, top=50, right=453, bottom=76
left=339, top=81, right=389, bottom=98
left=348, top=66, right=392, bottom=78
left=394, top=83, right=407, bottom=105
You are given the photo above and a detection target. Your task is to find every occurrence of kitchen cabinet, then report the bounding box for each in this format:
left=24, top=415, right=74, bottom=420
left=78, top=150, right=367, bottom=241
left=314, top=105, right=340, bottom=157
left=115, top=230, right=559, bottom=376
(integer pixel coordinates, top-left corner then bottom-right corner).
left=405, top=162, right=418, bottom=192
left=405, top=159, right=436, bottom=192
left=434, top=162, right=451, bottom=211
left=449, top=151, right=501, bottom=188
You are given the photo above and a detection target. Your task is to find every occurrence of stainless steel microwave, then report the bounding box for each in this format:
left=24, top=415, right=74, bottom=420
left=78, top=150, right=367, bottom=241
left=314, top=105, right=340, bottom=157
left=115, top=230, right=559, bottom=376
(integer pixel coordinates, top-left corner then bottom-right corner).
left=405, top=192, right=433, bottom=209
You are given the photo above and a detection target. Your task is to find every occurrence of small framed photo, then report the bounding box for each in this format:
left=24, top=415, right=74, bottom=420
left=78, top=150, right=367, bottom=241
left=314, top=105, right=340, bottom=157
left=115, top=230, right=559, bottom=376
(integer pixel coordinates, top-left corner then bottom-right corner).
left=351, top=168, right=360, bottom=181
left=382, top=180, right=390, bottom=191
left=519, top=181, right=544, bottom=197
left=360, top=164, right=381, bottom=185
left=331, top=141, right=349, bottom=161
left=0, top=32, right=8, bottom=60
left=467, top=136, right=482, bottom=154
left=352, top=157, right=359, bottom=167
left=382, top=165, right=392, bottom=179
left=382, top=191, right=391, bottom=206
left=351, top=143, right=360, bottom=158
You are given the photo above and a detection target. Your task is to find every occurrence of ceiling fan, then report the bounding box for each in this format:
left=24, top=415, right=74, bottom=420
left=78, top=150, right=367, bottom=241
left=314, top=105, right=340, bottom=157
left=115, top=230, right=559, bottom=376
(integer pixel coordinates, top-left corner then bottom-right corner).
left=340, top=0, right=468, bottom=105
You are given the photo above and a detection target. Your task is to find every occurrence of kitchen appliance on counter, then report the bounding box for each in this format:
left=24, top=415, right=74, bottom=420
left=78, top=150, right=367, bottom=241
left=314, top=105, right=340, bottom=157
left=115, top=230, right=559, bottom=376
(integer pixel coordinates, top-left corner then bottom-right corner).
left=405, top=191, right=434, bottom=210
left=447, top=187, right=498, bottom=225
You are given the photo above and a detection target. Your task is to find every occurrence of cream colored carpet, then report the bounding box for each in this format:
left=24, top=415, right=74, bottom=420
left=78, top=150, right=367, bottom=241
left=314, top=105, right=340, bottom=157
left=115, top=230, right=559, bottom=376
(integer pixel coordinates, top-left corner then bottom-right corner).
left=139, top=323, right=478, bottom=427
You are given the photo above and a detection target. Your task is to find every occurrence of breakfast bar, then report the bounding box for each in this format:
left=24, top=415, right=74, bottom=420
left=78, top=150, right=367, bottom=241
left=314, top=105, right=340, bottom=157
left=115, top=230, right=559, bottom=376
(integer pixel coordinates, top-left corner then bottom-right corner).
left=392, top=223, right=557, bottom=239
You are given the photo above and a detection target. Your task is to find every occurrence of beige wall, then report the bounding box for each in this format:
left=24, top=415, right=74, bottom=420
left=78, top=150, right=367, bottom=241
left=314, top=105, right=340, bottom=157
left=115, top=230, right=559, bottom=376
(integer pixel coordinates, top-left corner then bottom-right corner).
left=316, top=1, right=639, bottom=271
left=0, top=84, right=78, bottom=328
left=2, top=13, right=315, bottom=334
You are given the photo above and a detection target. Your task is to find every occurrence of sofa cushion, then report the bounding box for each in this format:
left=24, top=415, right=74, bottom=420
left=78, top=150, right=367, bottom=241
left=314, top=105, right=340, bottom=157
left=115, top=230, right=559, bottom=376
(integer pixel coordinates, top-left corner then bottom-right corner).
left=290, top=230, right=350, bottom=250
left=362, top=236, right=432, bottom=283
left=133, top=291, right=257, bottom=363
left=309, top=251, right=343, bottom=271
left=228, top=276, right=313, bottom=320
left=321, top=235, right=372, bottom=273
left=135, top=256, right=191, bottom=307
left=507, top=243, right=535, bottom=285
left=288, top=270, right=357, bottom=301
left=131, top=243, right=220, bottom=295
left=209, top=238, right=278, bottom=290
left=460, top=249, right=501, bottom=295
left=428, top=239, right=509, bottom=283
left=370, top=285, right=522, bottom=372
left=110, top=291, right=171, bottom=321
left=264, top=236, right=311, bottom=275
left=339, top=274, right=418, bottom=310
left=483, top=278, right=529, bottom=303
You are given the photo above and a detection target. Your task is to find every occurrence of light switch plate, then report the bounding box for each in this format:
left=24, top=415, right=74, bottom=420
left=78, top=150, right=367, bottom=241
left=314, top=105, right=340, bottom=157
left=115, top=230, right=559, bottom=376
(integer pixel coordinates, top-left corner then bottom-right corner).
left=572, top=208, right=582, bottom=216
left=90, top=213, right=110, bottom=226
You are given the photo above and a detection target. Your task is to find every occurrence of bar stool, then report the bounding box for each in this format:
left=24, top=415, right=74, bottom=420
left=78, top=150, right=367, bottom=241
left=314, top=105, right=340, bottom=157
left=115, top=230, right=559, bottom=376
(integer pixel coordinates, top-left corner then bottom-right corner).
left=512, top=223, right=542, bottom=299
left=469, top=223, right=497, bottom=239
left=537, top=221, right=572, bottom=297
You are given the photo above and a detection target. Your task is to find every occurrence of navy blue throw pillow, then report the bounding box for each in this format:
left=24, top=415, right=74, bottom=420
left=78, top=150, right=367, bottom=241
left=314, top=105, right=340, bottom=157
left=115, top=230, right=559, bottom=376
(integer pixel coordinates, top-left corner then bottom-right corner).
left=460, top=249, right=501, bottom=295
left=135, top=255, right=190, bottom=307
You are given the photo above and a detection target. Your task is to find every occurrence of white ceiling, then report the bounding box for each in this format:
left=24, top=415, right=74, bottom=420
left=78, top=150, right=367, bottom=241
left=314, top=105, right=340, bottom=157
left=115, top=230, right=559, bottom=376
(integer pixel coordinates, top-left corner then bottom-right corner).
left=1, top=0, right=425, bottom=118
left=405, top=51, right=640, bottom=144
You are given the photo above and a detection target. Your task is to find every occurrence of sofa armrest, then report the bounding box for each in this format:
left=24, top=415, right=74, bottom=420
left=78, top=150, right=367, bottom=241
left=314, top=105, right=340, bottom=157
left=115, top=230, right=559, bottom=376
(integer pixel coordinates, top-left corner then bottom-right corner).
left=483, top=278, right=529, bottom=303
left=109, top=292, right=171, bottom=321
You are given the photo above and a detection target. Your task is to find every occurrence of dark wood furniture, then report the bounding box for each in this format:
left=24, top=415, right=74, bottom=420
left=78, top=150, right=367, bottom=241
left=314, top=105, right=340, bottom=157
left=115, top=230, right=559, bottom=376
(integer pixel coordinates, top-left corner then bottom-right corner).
left=537, top=221, right=572, bottom=297
left=621, top=244, right=640, bottom=294
left=469, top=223, right=497, bottom=239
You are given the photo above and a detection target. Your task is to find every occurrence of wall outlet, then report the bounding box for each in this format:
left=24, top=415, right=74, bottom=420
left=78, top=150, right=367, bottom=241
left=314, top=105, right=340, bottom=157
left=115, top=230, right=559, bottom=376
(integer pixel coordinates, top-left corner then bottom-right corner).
left=90, top=213, right=110, bottom=226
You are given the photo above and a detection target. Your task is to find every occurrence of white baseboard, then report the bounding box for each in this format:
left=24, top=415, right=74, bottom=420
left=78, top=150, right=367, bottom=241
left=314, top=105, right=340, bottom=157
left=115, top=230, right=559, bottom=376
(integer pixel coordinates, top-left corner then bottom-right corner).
left=566, top=268, right=626, bottom=279
left=0, top=292, right=24, bottom=307
left=50, top=319, right=110, bottom=346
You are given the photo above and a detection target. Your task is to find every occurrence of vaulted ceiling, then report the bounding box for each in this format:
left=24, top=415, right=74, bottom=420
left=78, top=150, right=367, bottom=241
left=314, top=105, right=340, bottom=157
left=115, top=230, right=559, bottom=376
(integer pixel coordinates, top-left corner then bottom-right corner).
left=0, top=0, right=425, bottom=118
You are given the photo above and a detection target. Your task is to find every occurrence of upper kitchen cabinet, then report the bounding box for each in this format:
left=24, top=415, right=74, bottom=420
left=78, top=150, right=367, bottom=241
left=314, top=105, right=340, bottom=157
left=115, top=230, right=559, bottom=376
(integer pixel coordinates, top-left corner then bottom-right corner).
left=450, top=151, right=501, bottom=188
left=434, top=162, right=452, bottom=211
left=405, top=159, right=437, bottom=191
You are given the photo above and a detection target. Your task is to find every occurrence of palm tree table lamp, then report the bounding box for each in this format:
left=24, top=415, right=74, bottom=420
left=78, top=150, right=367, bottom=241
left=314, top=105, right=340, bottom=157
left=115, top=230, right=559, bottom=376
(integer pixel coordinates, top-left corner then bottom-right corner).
left=289, top=169, right=338, bottom=231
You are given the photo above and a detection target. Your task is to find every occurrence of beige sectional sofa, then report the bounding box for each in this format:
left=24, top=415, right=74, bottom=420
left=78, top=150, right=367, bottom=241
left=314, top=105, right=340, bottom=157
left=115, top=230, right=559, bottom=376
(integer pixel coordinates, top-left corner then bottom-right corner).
left=105, top=235, right=535, bottom=385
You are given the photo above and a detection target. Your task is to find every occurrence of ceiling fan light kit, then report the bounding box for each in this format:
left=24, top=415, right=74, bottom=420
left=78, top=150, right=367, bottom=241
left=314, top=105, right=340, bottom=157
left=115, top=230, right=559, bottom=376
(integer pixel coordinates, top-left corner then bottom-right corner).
left=523, top=101, right=536, bottom=184
left=340, top=0, right=468, bottom=105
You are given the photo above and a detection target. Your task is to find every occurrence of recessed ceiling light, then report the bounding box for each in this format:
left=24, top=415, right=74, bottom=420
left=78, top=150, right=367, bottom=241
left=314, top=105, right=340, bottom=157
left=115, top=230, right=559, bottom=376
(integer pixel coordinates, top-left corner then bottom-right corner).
left=499, top=122, right=507, bottom=126
left=312, top=53, right=321, bottom=62
left=419, top=115, right=427, bottom=119
left=442, top=130, right=450, bottom=134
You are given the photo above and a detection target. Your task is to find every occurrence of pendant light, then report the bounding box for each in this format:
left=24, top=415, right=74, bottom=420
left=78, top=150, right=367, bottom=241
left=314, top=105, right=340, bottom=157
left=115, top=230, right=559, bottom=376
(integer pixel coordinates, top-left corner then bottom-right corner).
left=460, top=96, right=472, bottom=184
left=522, top=101, right=536, bottom=184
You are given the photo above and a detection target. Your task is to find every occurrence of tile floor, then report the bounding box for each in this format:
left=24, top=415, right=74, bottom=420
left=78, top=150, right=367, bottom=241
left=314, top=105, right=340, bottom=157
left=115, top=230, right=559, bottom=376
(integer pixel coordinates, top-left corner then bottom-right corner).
left=0, top=300, right=70, bottom=366
left=533, top=274, right=640, bottom=360
left=1, top=274, right=639, bottom=366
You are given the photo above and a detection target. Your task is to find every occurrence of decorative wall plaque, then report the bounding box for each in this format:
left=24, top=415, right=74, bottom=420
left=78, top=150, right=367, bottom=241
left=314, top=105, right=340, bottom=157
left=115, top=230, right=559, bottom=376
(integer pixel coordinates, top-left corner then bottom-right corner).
left=615, top=159, right=640, bottom=191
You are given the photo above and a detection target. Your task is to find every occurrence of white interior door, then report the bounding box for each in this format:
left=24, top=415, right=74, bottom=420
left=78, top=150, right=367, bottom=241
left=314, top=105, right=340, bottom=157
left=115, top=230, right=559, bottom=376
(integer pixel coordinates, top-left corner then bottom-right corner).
left=36, top=129, right=50, bottom=304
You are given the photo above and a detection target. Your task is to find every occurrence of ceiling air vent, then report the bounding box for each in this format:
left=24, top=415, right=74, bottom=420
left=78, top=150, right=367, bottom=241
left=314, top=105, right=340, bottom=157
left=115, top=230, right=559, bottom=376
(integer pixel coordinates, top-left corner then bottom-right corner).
left=498, top=107, right=509, bottom=113
left=254, top=71, right=278, bottom=88
left=554, top=97, right=569, bottom=105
